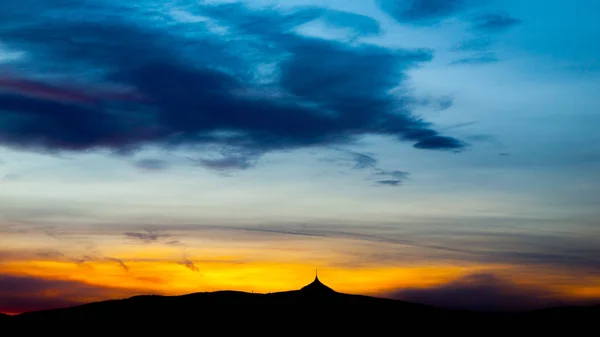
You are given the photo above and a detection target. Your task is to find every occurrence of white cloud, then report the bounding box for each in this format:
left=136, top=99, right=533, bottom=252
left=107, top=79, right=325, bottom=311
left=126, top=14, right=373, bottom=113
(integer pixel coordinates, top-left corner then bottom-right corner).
left=0, top=43, right=25, bottom=63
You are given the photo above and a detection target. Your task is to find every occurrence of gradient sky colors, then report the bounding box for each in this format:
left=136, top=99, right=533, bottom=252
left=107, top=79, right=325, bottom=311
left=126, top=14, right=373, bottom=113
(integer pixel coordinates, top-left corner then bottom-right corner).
left=1, top=0, right=600, bottom=314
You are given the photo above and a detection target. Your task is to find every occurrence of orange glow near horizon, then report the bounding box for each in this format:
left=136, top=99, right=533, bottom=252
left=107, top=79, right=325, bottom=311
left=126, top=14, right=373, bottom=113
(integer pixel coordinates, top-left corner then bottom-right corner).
left=2, top=229, right=600, bottom=315
left=2, top=256, right=600, bottom=315
left=1, top=259, right=470, bottom=295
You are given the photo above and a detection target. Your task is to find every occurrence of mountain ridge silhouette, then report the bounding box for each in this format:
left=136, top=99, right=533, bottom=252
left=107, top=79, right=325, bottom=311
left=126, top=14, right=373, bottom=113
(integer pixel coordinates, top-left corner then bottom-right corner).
left=2, top=276, right=598, bottom=332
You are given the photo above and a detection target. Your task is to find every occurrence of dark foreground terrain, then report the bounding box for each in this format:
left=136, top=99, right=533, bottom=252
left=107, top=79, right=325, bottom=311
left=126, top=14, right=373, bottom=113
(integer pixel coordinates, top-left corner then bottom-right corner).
left=2, top=277, right=598, bottom=333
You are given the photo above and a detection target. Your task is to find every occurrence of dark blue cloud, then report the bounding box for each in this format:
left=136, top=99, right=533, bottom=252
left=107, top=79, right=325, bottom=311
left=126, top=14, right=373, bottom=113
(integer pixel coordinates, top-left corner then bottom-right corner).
left=377, top=0, right=482, bottom=24
left=472, top=13, right=522, bottom=33
left=377, top=0, right=521, bottom=37
left=377, top=180, right=402, bottom=186
left=0, top=1, right=465, bottom=171
left=414, top=135, right=467, bottom=149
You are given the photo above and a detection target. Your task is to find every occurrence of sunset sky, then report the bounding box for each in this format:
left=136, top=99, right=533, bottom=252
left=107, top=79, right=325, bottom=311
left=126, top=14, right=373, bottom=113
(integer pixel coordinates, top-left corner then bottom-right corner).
left=1, top=0, right=600, bottom=314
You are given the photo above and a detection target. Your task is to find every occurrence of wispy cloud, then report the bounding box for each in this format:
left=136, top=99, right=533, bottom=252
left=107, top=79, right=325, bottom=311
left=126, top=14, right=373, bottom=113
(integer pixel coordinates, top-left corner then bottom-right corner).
left=349, top=151, right=378, bottom=170
left=472, top=13, right=522, bottom=33
left=159, top=223, right=600, bottom=274
left=36, top=250, right=64, bottom=259
left=188, top=154, right=255, bottom=172
left=321, top=10, right=382, bottom=37
left=133, top=159, right=170, bottom=171
left=124, top=230, right=170, bottom=243
left=178, top=259, right=199, bottom=272
left=106, top=257, right=129, bottom=272
left=451, top=37, right=492, bottom=52
left=165, top=240, right=182, bottom=246
left=70, top=257, right=94, bottom=270
left=343, top=150, right=410, bottom=186
left=377, top=180, right=403, bottom=186
left=377, top=0, right=482, bottom=24
left=450, top=54, right=499, bottom=66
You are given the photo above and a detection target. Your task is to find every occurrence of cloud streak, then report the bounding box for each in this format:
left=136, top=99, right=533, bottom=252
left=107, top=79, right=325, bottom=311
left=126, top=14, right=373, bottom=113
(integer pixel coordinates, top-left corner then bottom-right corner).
left=178, top=259, right=199, bottom=272
left=188, top=154, right=255, bottom=172
left=106, top=257, right=129, bottom=272
left=450, top=54, right=499, bottom=66
left=344, top=150, right=410, bottom=185
left=124, top=230, right=170, bottom=243
left=321, top=10, right=382, bottom=37
left=472, top=13, right=521, bottom=33
left=157, top=223, right=600, bottom=273
left=133, top=159, right=170, bottom=171
left=377, top=180, right=402, bottom=186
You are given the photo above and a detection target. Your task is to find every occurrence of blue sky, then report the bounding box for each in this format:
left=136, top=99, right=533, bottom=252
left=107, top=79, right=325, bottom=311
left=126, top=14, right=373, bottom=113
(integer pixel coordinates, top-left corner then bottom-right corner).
left=1, top=0, right=599, bottom=312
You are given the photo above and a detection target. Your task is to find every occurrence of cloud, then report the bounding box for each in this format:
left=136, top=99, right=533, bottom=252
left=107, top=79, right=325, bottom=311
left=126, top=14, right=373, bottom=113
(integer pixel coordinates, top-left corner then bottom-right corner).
left=36, top=250, right=64, bottom=259
left=386, top=273, right=572, bottom=311
left=124, top=230, right=169, bottom=243
left=466, top=134, right=499, bottom=143
left=377, top=0, right=482, bottom=24
left=0, top=1, right=465, bottom=173
left=472, top=13, right=521, bottom=33
left=321, top=10, right=382, bottom=36
left=450, top=54, right=499, bottom=66
left=178, top=259, right=199, bottom=272
left=375, top=169, right=409, bottom=180
left=106, top=257, right=129, bottom=272
left=0, top=274, right=142, bottom=314
left=188, top=154, right=255, bottom=172
left=42, top=227, right=65, bottom=240
left=451, top=37, right=492, bottom=52
left=173, top=223, right=600, bottom=273
left=414, top=135, right=467, bottom=149
left=133, top=158, right=170, bottom=171
left=0, top=224, right=29, bottom=235
left=377, top=180, right=402, bottom=186
left=71, top=257, right=94, bottom=270
left=349, top=152, right=377, bottom=169
left=0, top=75, right=141, bottom=105
left=343, top=150, right=410, bottom=185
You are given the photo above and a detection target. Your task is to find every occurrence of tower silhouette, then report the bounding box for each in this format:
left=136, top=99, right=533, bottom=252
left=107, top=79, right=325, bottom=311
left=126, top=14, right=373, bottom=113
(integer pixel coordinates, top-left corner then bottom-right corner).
left=300, top=268, right=336, bottom=295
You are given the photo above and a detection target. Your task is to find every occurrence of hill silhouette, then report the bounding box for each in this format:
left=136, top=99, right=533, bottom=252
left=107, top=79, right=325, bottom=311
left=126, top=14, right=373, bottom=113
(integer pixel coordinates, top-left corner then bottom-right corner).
left=2, top=275, right=598, bottom=333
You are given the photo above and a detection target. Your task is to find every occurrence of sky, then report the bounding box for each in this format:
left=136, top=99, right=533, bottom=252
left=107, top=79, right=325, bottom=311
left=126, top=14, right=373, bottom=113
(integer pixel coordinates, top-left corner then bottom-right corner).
left=1, top=0, right=599, bottom=314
